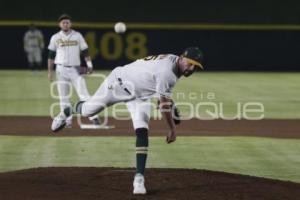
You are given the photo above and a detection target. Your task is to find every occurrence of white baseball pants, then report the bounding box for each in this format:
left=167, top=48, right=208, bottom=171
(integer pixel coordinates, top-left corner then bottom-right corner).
left=26, top=48, right=42, bottom=64
left=81, top=68, right=152, bottom=129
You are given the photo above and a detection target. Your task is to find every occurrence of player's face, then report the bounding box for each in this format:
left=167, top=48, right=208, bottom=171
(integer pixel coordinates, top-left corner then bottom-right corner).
left=59, top=19, right=72, bottom=32
left=179, top=57, right=196, bottom=77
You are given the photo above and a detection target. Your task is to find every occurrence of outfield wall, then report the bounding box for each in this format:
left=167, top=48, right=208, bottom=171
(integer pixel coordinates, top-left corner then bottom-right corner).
left=1, top=22, right=300, bottom=71
left=1, top=0, right=300, bottom=24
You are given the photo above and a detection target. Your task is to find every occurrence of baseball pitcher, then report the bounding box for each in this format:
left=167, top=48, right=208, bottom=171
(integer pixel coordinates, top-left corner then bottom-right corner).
left=48, top=14, right=100, bottom=127
left=51, top=47, right=204, bottom=194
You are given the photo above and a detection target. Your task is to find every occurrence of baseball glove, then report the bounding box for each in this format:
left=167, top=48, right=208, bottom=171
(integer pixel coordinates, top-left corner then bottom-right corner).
left=79, top=66, right=93, bottom=74
left=79, top=66, right=88, bottom=74
left=157, top=100, right=181, bottom=125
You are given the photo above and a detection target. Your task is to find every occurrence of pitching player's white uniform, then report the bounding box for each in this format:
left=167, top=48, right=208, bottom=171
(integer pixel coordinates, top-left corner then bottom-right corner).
left=23, top=29, right=44, bottom=66
left=48, top=29, right=98, bottom=123
left=81, top=54, right=178, bottom=129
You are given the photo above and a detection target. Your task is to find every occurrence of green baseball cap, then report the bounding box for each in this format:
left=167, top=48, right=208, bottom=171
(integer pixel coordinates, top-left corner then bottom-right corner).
left=58, top=14, right=72, bottom=22
left=182, top=47, right=204, bottom=69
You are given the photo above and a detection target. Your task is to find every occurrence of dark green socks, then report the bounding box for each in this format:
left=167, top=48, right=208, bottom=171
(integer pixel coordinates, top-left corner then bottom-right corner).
left=63, top=106, right=72, bottom=117
left=74, top=101, right=85, bottom=114
left=135, top=128, right=149, bottom=175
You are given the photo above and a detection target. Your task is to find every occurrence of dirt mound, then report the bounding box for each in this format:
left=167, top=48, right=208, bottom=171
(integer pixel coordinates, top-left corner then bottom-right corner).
left=0, top=167, right=299, bottom=200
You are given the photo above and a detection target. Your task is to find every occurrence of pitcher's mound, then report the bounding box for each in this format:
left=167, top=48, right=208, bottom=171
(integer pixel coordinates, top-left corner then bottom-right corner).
left=0, top=167, right=299, bottom=200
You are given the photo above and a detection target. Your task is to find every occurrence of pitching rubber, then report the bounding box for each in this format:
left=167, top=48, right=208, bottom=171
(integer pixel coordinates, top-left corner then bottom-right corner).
left=80, top=124, right=115, bottom=129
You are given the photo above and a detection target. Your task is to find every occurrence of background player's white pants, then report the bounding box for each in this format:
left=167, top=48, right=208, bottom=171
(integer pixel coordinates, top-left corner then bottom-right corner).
left=56, top=65, right=98, bottom=120
left=81, top=69, right=151, bottom=129
left=26, top=48, right=42, bottom=64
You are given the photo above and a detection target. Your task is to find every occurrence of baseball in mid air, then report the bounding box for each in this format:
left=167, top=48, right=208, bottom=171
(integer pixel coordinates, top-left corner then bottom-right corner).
left=114, top=22, right=126, bottom=33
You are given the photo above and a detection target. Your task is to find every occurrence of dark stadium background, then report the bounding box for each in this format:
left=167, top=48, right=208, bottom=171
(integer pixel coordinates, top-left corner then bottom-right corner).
left=0, top=0, right=299, bottom=71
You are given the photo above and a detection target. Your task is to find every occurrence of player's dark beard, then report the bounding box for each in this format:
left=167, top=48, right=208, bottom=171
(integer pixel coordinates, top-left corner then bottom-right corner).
left=183, top=68, right=195, bottom=77
left=175, top=59, right=182, bottom=78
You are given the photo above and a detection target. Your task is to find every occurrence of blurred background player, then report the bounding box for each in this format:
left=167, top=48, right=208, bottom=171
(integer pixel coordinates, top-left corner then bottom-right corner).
left=48, top=14, right=100, bottom=127
left=23, top=23, right=44, bottom=72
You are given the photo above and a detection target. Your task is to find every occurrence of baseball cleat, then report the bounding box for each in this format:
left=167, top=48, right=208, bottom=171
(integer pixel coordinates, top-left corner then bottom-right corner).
left=65, top=116, right=73, bottom=128
left=51, top=113, right=67, bottom=132
left=133, top=173, right=147, bottom=195
left=91, top=118, right=101, bottom=125
left=65, top=121, right=72, bottom=128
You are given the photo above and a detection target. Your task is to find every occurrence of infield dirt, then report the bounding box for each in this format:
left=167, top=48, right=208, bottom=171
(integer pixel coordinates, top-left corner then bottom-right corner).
left=0, top=116, right=299, bottom=200
left=0, top=116, right=299, bottom=138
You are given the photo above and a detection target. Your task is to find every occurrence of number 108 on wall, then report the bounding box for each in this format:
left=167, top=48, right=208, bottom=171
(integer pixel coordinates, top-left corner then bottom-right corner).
left=84, top=31, right=148, bottom=61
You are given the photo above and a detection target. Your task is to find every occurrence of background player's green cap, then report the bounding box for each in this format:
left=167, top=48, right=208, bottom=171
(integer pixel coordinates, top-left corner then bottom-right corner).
left=182, top=47, right=204, bottom=69
left=58, top=14, right=71, bottom=22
